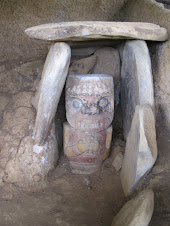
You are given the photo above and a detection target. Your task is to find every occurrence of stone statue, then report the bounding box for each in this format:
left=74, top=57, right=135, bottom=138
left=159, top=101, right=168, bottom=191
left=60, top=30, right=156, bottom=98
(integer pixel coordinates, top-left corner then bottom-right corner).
left=64, top=74, right=114, bottom=174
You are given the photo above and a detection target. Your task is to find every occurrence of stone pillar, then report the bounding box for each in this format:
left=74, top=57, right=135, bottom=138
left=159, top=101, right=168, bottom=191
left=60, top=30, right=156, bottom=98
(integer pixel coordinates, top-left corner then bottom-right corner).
left=64, top=74, right=114, bottom=174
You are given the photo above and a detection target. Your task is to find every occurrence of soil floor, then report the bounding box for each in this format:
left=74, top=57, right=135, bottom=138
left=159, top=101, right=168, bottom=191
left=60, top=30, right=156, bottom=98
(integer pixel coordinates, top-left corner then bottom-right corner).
left=0, top=126, right=169, bottom=226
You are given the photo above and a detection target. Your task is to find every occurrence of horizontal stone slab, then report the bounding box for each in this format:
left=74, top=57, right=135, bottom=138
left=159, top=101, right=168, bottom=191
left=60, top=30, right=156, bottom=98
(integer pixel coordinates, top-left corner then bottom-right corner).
left=25, top=21, right=168, bottom=42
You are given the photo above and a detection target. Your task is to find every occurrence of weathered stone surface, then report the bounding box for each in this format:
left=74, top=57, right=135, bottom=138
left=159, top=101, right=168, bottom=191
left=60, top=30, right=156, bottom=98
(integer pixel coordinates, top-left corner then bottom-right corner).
left=69, top=55, right=96, bottom=75
left=34, top=42, right=71, bottom=145
left=64, top=122, right=112, bottom=174
left=114, top=43, right=125, bottom=62
left=120, top=105, right=157, bottom=196
left=0, top=95, right=10, bottom=125
left=121, top=40, right=155, bottom=139
left=65, top=73, right=114, bottom=174
left=71, top=47, right=99, bottom=57
left=5, top=122, right=58, bottom=188
left=92, top=47, right=120, bottom=105
left=0, top=69, right=59, bottom=188
left=66, top=74, right=114, bottom=132
left=25, top=21, right=168, bottom=42
left=112, top=152, right=123, bottom=171
left=112, top=189, right=154, bottom=226
left=156, top=0, right=170, bottom=9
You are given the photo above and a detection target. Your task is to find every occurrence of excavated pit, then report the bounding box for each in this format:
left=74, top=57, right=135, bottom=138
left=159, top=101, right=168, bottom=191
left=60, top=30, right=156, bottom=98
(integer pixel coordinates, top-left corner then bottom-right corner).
left=0, top=0, right=170, bottom=225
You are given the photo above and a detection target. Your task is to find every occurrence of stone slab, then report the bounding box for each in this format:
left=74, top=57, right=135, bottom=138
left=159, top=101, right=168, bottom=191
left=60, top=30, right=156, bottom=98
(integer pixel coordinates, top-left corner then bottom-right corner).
left=69, top=55, right=96, bottom=75
left=121, top=40, right=155, bottom=139
left=71, top=47, right=99, bottom=56
left=25, top=21, right=168, bottom=42
left=112, top=189, right=154, bottom=226
left=120, top=105, right=157, bottom=196
left=34, top=42, right=71, bottom=145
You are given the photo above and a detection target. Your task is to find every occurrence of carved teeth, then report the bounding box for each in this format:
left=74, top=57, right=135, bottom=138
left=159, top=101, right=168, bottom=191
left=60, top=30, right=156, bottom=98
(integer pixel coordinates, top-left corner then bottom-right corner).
left=82, top=89, right=87, bottom=95
left=77, top=88, right=81, bottom=94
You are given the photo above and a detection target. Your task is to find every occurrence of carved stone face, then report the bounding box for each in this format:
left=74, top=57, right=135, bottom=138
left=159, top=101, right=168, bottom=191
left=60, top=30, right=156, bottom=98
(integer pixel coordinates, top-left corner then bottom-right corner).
left=66, top=74, right=114, bottom=132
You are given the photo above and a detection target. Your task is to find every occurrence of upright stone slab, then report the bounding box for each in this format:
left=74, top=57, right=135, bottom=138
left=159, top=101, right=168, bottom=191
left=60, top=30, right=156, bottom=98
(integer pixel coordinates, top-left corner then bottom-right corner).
left=112, top=189, right=154, bottom=226
left=34, top=42, right=71, bottom=145
left=121, top=40, right=154, bottom=139
left=120, top=105, right=157, bottom=196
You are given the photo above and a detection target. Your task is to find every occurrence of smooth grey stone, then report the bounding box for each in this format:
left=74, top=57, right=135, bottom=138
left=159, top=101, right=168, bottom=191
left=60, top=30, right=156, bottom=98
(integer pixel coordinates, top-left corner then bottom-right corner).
left=120, top=105, right=157, bottom=196
left=121, top=40, right=155, bottom=139
left=112, top=189, right=154, bottom=226
left=34, top=42, right=71, bottom=145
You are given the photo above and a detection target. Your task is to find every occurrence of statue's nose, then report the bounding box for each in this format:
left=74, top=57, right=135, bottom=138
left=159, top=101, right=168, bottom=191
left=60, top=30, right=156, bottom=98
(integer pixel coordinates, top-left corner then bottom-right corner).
left=81, top=104, right=99, bottom=115
left=89, top=105, right=99, bottom=115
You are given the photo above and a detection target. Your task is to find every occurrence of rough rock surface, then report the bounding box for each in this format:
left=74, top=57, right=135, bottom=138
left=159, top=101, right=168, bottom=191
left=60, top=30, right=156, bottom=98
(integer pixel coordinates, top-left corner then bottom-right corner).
left=112, top=189, right=154, bottom=226
left=0, top=60, right=59, bottom=189
left=34, top=42, right=71, bottom=146
left=121, top=40, right=154, bottom=139
left=5, top=123, right=58, bottom=188
left=25, top=21, right=168, bottom=42
left=71, top=47, right=99, bottom=57
left=156, top=0, right=170, bottom=9
left=92, top=47, right=120, bottom=104
left=120, top=105, right=157, bottom=196
left=69, top=55, right=96, bottom=75
left=112, top=152, right=123, bottom=171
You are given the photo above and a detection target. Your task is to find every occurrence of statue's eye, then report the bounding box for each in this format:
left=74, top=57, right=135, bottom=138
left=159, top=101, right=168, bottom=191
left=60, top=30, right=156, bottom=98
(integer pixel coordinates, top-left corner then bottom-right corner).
left=99, top=97, right=108, bottom=108
left=72, top=99, right=82, bottom=109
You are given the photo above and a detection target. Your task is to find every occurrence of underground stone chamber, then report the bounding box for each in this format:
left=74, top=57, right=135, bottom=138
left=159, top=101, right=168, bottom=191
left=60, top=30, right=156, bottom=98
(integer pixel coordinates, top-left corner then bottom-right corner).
left=0, top=1, right=170, bottom=225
